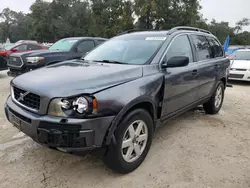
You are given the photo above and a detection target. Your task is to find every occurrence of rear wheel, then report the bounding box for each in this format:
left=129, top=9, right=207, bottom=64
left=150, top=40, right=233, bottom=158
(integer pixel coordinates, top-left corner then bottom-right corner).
left=103, top=109, right=153, bottom=174
left=203, top=81, right=225, bottom=114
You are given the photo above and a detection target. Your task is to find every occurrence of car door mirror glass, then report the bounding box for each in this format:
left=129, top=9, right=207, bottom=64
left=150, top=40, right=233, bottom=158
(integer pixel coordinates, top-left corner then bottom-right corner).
left=165, top=56, right=189, bottom=68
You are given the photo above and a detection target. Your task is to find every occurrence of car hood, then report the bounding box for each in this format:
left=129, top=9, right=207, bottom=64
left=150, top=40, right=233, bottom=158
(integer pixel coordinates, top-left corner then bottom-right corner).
left=12, top=49, right=69, bottom=57
left=12, top=60, right=143, bottom=97
left=231, top=60, right=250, bottom=69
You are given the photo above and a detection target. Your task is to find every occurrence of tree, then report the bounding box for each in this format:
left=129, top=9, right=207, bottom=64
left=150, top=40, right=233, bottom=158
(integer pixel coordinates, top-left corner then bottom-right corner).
left=134, top=0, right=156, bottom=29
left=235, top=18, right=250, bottom=34
left=0, top=0, right=249, bottom=45
left=0, top=8, right=18, bottom=41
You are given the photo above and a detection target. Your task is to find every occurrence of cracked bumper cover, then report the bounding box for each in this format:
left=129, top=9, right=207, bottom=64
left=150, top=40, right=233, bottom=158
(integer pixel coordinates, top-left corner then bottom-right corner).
left=5, top=96, right=115, bottom=152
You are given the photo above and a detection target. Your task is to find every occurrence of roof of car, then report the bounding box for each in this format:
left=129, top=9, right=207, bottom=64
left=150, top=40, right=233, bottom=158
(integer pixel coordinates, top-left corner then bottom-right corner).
left=118, top=27, right=214, bottom=37
left=62, top=37, right=107, bottom=40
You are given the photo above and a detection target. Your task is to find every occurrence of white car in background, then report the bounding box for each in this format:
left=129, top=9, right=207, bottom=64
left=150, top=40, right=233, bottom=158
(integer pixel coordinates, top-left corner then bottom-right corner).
left=228, top=49, right=250, bottom=81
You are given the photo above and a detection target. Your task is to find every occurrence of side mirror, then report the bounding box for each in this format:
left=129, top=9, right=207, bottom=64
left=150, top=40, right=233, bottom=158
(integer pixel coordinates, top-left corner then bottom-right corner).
left=162, top=56, right=189, bottom=68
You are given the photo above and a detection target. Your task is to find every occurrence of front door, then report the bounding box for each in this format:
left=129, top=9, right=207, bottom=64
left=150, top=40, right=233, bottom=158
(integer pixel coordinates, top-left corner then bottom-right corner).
left=73, top=40, right=95, bottom=59
left=13, top=44, right=28, bottom=53
left=161, top=34, right=200, bottom=118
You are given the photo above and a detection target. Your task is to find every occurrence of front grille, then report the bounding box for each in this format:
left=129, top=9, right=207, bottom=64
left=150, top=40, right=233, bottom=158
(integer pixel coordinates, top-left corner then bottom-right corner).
left=229, top=74, right=244, bottom=79
left=13, top=86, right=40, bottom=110
left=8, top=56, right=23, bottom=67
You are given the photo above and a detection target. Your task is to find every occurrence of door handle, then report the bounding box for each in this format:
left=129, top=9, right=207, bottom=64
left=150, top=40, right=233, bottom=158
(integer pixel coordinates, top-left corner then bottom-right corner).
left=215, top=64, right=219, bottom=71
left=192, top=69, right=198, bottom=76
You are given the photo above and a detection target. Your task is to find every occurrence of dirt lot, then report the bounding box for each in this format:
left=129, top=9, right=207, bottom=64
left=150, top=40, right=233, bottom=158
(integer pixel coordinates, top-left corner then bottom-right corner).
left=0, top=70, right=249, bottom=188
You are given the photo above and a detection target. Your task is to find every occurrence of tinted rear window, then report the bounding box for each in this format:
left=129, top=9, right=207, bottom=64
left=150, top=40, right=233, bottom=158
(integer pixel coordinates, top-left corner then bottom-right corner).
left=207, top=37, right=224, bottom=58
left=190, top=35, right=212, bottom=61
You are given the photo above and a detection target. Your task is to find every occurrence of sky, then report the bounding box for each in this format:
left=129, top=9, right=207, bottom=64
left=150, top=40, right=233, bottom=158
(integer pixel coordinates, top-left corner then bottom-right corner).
left=0, top=0, right=250, bottom=30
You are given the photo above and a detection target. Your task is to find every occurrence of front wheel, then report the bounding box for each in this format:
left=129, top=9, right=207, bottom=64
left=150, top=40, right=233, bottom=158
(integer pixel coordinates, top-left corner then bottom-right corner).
left=203, top=81, right=225, bottom=114
left=103, top=109, right=153, bottom=174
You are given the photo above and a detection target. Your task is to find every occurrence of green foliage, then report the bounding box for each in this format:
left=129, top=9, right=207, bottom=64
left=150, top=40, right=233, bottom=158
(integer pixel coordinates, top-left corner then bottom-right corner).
left=0, top=0, right=249, bottom=45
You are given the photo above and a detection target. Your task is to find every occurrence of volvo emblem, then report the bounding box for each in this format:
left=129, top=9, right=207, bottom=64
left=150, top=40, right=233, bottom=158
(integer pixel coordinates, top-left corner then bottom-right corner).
left=17, top=92, right=29, bottom=102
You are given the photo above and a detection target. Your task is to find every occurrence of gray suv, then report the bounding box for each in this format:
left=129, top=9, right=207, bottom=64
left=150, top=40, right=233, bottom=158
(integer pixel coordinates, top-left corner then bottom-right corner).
left=4, top=27, right=230, bottom=174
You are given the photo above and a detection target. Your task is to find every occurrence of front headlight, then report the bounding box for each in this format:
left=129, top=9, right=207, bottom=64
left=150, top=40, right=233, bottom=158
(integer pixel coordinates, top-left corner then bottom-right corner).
left=48, top=96, right=98, bottom=117
left=26, top=57, right=45, bottom=63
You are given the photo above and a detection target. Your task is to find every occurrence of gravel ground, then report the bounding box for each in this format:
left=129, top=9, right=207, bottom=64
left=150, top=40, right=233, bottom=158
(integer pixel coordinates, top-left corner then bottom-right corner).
left=0, top=70, right=250, bottom=188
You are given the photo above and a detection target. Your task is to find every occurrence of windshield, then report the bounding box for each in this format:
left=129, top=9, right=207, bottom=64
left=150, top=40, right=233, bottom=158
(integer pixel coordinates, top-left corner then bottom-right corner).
left=232, top=51, right=250, bottom=60
left=84, top=36, right=166, bottom=65
left=4, top=44, right=14, bottom=50
left=49, top=38, right=79, bottom=51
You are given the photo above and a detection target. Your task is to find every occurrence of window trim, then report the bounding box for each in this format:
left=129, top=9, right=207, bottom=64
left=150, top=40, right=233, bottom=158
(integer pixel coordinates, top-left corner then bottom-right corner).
left=76, top=40, right=95, bottom=53
left=159, top=34, right=195, bottom=67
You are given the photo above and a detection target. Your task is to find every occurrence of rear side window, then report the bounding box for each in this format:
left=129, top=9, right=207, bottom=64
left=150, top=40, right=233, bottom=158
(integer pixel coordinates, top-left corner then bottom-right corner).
left=165, top=35, right=193, bottom=63
left=207, top=37, right=223, bottom=58
left=95, top=40, right=105, bottom=46
left=190, top=35, right=212, bottom=61
left=27, top=44, right=42, bottom=50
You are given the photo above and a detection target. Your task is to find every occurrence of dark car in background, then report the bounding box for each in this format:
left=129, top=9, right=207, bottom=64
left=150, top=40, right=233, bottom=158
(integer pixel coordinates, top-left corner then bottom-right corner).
left=4, top=27, right=229, bottom=173
left=0, top=42, right=47, bottom=71
left=7, top=37, right=107, bottom=76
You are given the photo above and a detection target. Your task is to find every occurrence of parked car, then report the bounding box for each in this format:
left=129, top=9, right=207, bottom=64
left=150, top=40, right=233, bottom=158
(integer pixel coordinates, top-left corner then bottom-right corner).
left=4, top=27, right=230, bottom=174
left=228, top=49, right=250, bottom=81
left=7, top=37, right=107, bottom=76
left=0, top=42, right=47, bottom=71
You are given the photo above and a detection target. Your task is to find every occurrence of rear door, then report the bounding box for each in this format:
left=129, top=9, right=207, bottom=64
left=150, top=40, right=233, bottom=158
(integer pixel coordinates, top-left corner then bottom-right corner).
left=190, top=35, right=218, bottom=99
left=161, top=34, right=200, bottom=118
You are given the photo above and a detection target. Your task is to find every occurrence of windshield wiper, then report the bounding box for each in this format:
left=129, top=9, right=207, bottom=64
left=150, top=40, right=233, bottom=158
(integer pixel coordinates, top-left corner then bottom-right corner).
left=93, top=60, right=128, bottom=64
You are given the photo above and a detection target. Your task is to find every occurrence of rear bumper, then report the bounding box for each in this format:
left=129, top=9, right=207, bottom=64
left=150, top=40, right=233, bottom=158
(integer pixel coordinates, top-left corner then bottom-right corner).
left=5, top=96, right=115, bottom=152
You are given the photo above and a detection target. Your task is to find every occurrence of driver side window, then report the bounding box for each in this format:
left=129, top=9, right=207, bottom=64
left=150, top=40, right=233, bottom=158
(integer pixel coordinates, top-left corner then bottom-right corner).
left=165, top=35, right=193, bottom=63
left=76, top=40, right=95, bottom=54
left=15, top=44, right=28, bottom=51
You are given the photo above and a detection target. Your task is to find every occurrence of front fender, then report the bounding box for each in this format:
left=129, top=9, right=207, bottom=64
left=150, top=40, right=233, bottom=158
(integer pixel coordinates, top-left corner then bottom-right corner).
left=104, top=95, right=158, bottom=145
left=93, top=73, right=164, bottom=145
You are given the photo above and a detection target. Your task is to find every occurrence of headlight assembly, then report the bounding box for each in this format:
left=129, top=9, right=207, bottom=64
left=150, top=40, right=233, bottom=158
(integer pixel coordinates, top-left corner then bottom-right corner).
left=48, top=96, right=98, bottom=117
left=26, top=57, right=45, bottom=63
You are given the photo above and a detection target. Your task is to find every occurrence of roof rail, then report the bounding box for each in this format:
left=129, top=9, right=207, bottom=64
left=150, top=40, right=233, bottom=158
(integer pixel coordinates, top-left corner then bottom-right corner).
left=117, top=29, right=158, bottom=36
left=168, top=26, right=211, bottom=35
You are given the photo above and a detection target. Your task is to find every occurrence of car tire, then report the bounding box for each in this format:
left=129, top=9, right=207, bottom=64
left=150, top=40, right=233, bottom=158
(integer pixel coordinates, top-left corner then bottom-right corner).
left=203, top=81, right=225, bottom=114
left=103, top=109, right=153, bottom=174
